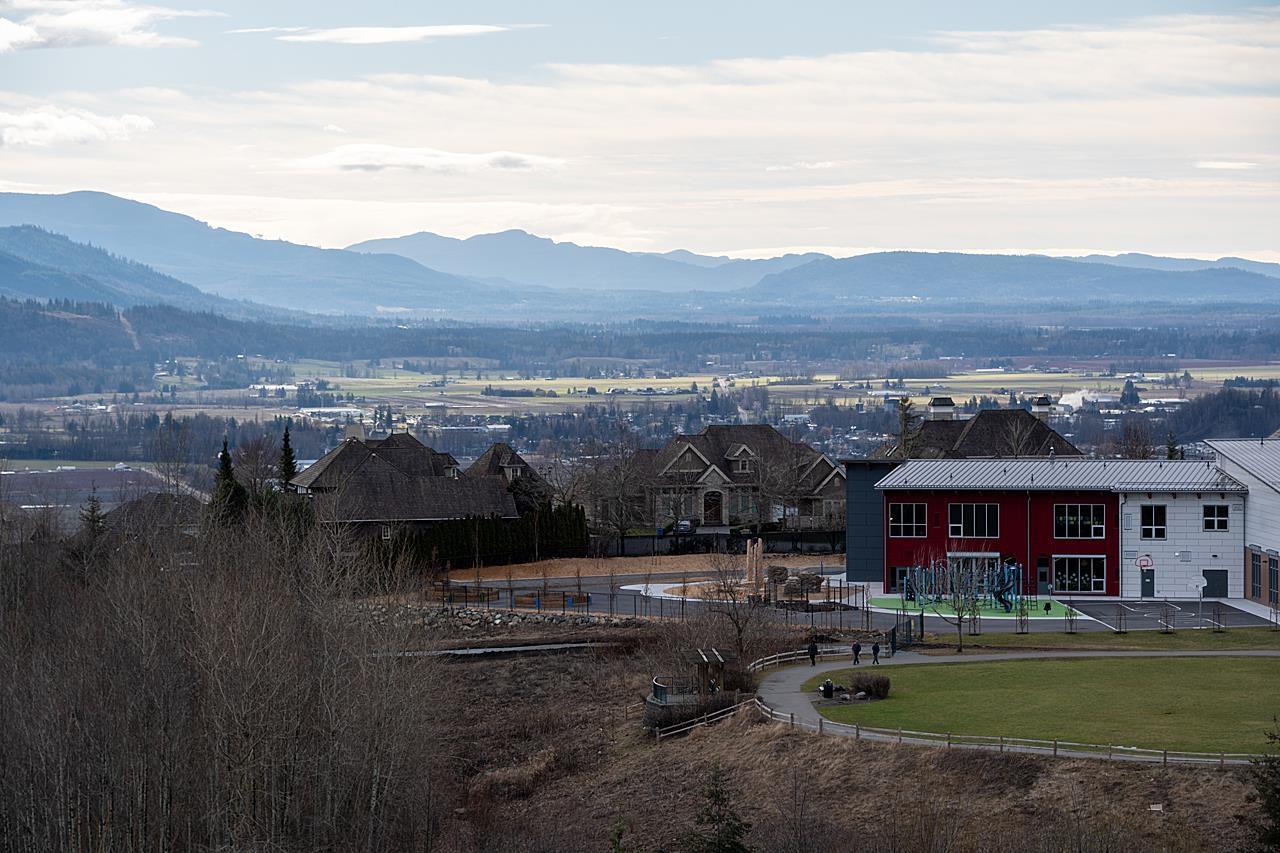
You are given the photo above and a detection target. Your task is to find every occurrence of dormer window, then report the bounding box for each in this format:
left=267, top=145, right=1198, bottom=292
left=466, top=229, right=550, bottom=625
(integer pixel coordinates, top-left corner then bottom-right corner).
left=735, top=458, right=751, bottom=473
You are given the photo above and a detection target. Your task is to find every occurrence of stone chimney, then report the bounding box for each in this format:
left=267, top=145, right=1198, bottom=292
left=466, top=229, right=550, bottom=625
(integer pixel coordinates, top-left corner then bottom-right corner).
left=1032, top=395, right=1054, bottom=423
left=927, top=396, right=956, bottom=421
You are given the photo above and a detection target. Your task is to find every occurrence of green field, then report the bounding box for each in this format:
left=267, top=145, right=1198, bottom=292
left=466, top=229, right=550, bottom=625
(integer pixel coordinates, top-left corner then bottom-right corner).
left=870, top=596, right=1076, bottom=618
left=806, top=657, right=1280, bottom=753
left=937, top=626, right=1280, bottom=652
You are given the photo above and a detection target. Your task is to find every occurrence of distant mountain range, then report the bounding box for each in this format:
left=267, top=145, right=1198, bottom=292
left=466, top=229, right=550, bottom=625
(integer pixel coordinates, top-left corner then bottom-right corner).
left=0, top=190, right=1275, bottom=319
left=347, top=229, right=826, bottom=291
left=751, top=252, right=1280, bottom=302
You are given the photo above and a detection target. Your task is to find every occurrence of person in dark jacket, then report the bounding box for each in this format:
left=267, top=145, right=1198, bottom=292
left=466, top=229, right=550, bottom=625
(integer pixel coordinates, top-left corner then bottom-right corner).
left=871, top=642, right=881, bottom=665
left=852, top=641, right=862, bottom=665
left=807, top=640, right=818, bottom=666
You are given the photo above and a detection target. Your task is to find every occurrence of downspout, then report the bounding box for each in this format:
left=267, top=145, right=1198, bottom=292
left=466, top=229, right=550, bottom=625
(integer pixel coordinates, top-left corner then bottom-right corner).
left=1026, top=491, right=1032, bottom=592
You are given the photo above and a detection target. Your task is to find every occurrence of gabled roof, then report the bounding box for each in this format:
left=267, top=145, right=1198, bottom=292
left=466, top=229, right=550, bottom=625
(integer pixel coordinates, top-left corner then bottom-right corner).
left=652, top=425, right=822, bottom=486
left=102, top=492, right=204, bottom=534
left=1207, top=439, right=1280, bottom=493
left=876, top=457, right=1246, bottom=493
left=874, top=408, right=1082, bottom=459
left=293, top=433, right=456, bottom=490
left=464, top=442, right=539, bottom=480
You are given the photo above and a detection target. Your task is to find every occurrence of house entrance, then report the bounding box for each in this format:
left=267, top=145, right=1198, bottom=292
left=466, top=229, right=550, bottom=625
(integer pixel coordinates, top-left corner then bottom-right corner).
left=703, top=491, right=723, bottom=526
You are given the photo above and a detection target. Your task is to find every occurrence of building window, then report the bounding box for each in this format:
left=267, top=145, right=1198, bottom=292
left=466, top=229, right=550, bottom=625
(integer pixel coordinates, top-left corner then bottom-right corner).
left=949, top=503, right=999, bottom=539
left=381, top=525, right=392, bottom=541
left=1251, top=551, right=1263, bottom=600
left=1140, top=505, right=1166, bottom=540
left=1052, top=556, right=1106, bottom=593
left=1270, top=557, right=1279, bottom=608
left=735, top=457, right=751, bottom=473
left=889, top=503, right=927, bottom=537
left=1202, top=504, right=1229, bottom=532
left=1054, top=504, right=1105, bottom=539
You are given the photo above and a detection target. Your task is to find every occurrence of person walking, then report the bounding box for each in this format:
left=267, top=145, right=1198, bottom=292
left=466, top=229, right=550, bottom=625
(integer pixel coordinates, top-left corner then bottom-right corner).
left=807, top=639, right=818, bottom=666
left=852, top=641, right=862, bottom=665
left=871, top=641, right=881, bottom=665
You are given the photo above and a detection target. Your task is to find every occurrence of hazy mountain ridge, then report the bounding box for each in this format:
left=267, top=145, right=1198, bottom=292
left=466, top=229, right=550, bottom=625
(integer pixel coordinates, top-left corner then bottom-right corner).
left=752, top=251, right=1280, bottom=302
left=1066, top=252, right=1280, bottom=279
left=0, top=191, right=504, bottom=315
left=346, top=229, right=829, bottom=292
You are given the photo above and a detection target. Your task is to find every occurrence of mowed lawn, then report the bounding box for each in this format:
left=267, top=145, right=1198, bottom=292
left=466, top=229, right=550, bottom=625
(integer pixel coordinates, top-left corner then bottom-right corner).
left=806, top=657, right=1280, bottom=753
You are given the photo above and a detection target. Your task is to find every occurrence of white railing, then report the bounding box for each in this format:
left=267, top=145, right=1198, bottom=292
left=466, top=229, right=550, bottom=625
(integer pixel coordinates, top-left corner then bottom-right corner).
left=750, top=672, right=1263, bottom=766
left=747, top=646, right=855, bottom=672
left=654, top=698, right=758, bottom=740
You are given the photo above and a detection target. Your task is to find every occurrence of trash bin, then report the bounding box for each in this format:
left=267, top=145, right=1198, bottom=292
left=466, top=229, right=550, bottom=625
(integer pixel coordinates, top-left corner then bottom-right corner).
left=821, top=679, right=834, bottom=699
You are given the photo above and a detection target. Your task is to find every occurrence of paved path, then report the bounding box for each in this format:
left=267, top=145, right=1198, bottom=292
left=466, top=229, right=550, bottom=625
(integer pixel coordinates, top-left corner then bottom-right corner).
left=754, top=649, right=1280, bottom=763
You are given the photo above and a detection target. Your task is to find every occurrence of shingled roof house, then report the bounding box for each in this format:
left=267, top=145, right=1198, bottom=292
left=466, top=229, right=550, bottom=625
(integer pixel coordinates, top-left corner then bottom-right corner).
left=874, top=396, right=1082, bottom=460
left=288, top=433, right=520, bottom=538
left=645, top=424, right=845, bottom=529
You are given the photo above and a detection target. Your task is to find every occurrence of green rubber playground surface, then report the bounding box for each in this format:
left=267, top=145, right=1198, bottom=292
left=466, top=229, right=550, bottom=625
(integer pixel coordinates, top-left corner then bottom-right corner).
left=869, top=596, right=1077, bottom=618
left=806, top=657, right=1280, bottom=753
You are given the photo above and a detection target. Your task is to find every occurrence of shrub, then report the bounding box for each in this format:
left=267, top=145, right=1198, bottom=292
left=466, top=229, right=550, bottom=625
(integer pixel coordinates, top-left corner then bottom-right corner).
left=848, top=673, right=891, bottom=700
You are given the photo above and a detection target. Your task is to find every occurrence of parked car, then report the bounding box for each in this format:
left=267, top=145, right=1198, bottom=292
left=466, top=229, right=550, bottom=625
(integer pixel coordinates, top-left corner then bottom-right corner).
left=675, top=519, right=698, bottom=534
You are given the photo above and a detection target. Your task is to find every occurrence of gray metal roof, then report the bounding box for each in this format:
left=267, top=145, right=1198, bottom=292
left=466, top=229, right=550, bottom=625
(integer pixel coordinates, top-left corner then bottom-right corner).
left=1206, top=439, right=1280, bottom=491
left=875, top=457, right=1247, bottom=493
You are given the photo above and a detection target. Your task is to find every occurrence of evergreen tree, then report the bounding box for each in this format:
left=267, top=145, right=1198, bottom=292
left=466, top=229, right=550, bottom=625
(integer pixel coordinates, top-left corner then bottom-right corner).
left=1166, top=431, right=1180, bottom=460
left=211, top=437, right=247, bottom=523
left=1120, top=378, right=1141, bottom=407
left=279, top=422, right=298, bottom=484
left=79, top=489, right=105, bottom=540
left=682, top=766, right=752, bottom=853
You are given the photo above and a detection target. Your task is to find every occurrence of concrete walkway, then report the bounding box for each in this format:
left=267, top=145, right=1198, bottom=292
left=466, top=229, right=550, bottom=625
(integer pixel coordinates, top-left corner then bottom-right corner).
left=755, top=649, right=1280, bottom=762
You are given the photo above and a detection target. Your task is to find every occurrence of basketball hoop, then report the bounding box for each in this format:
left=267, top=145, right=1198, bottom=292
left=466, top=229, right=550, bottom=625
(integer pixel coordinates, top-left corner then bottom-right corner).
left=1135, top=555, right=1154, bottom=569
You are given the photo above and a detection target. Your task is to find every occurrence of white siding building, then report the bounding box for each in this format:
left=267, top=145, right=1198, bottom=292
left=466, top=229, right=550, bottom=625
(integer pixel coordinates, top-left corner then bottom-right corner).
left=1117, top=490, right=1245, bottom=599
left=1207, top=439, right=1280, bottom=608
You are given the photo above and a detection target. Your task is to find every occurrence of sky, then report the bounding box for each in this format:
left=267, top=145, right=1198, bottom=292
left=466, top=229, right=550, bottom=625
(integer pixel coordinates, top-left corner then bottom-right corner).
left=1, top=1, right=1277, bottom=260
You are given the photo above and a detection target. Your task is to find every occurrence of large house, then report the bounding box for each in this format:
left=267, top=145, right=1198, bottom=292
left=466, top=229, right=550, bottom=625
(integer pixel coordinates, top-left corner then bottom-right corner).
left=874, top=397, right=1082, bottom=459
left=289, top=433, right=522, bottom=537
left=645, top=424, right=845, bottom=529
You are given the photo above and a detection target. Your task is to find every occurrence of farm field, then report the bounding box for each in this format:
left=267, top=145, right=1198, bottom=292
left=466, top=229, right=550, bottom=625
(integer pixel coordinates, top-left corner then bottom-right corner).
left=808, top=656, right=1280, bottom=753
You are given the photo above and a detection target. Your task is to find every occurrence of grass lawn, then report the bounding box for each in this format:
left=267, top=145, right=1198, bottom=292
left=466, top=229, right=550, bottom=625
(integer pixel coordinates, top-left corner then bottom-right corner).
left=928, top=626, right=1280, bottom=652
left=870, top=596, right=1076, bottom=618
left=805, top=657, right=1280, bottom=753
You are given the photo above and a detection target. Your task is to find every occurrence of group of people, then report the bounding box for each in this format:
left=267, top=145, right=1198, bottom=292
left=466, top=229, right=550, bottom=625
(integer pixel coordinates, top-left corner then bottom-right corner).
left=806, top=639, right=879, bottom=666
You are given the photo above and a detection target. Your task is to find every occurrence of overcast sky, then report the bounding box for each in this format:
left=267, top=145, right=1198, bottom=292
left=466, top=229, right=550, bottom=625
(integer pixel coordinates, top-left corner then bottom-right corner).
left=1, top=1, right=1277, bottom=259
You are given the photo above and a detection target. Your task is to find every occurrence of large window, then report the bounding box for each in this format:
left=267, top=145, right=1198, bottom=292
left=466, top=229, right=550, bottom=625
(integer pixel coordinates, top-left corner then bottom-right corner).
left=1203, top=504, right=1229, bottom=532
left=1140, top=505, right=1166, bottom=540
left=949, top=503, right=999, bottom=539
left=889, top=503, right=927, bottom=537
left=1053, top=556, right=1106, bottom=594
left=1054, top=504, right=1105, bottom=539
left=1252, top=551, right=1263, bottom=600
left=1270, top=557, right=1279, bottom=608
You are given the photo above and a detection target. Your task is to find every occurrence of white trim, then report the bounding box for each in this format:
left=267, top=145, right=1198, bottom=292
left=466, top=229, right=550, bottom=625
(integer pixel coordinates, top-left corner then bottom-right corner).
left=1051, top=553, right=1108, bottom=595
left=658, top=441, right=711, bottom=476
left=698, top=464, right=732, bottom=484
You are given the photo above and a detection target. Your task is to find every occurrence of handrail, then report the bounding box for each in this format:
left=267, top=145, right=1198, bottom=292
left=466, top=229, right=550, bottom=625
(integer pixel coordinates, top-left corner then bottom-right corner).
left=752, top=693, right=1260, bottom=765
left=655, top=697, right=757, bottom=740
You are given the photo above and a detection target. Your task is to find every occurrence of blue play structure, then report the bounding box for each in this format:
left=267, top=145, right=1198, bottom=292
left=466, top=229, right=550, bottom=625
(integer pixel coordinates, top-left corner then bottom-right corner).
left=900, top=559, right=1027, bottom=613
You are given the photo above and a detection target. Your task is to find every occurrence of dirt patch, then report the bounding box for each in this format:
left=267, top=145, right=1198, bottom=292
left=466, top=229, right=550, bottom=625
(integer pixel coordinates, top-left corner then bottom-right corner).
left=447, top=552, right=844, bottom=583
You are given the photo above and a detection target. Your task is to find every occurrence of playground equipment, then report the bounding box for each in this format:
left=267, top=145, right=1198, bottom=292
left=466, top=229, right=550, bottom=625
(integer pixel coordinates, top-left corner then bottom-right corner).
left=899, top=558, right=1028, bottom=614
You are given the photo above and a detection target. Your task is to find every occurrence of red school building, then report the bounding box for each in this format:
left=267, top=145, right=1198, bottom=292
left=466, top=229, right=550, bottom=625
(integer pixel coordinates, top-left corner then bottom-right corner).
left=879, top=487, right=1121, bottom=597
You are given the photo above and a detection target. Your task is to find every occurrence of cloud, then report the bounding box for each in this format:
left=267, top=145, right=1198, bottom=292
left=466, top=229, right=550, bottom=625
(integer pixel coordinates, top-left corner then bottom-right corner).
left=0, top=105, right=153, bottom=146
left=321, top=124, right=347, bottom=134
left=297, top=143, right=562, bottom=173
left=0, top=16, right=39, bottom=50
left=1195, top=160, right=1260, bottom=170
left=765, top=160, right=840, bottom=172
left=235, top=24, right=528, bottom=45
left=0, top=1, right=217, bottom=50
